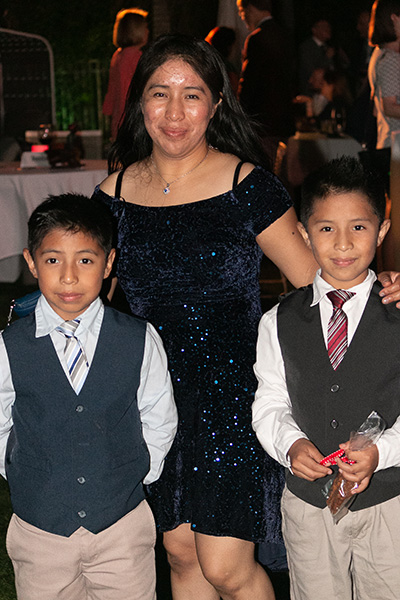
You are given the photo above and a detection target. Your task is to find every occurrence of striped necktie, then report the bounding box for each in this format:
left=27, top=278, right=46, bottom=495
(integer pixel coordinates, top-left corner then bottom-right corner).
left=327, top=290, right=355, bottom=370
left=56, top=319, right=89, bottom=393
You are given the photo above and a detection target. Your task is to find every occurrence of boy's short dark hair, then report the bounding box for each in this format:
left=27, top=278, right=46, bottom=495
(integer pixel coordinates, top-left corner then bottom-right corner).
left=300, top=156, right=387, bottom=228
left=27, top=193, right=114, bottom=258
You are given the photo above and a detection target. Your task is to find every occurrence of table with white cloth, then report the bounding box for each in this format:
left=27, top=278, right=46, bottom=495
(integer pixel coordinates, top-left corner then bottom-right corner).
left=0, top=160, right=108, bottom=282
left=286, top=132, right=363, bottom=188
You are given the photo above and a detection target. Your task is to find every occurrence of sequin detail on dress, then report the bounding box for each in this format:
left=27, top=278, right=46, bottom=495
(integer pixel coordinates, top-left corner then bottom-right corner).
left=93, top=166, right=291, bottom=543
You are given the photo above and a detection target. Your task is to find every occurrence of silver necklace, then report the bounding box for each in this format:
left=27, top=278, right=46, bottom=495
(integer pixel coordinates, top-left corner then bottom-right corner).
left=150, top=148, right=210, bottom=195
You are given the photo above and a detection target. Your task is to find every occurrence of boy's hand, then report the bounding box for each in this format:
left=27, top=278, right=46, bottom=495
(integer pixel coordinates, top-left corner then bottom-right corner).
left=378, top=271, right=400, bottom=308
left=288, top=439, right=332, bottom=481
left=338, top=442, right=379, bottom=494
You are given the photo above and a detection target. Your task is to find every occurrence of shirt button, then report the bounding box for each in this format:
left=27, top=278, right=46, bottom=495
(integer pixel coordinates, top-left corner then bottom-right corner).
left=330, top=419, right=339, bottom=429
left=75, top=405, right=84, bottom=413
left=78, top=510, right=87, bottom=518
left=330, top=384, right=340, bottom=393
left=77, top=477, right=86, bottom=484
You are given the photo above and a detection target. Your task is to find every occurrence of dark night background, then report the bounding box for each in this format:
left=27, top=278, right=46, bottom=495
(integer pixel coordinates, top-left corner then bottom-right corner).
left=0, top=0, right=377, bottom=136
left=0, top=0, right=375, bottom=65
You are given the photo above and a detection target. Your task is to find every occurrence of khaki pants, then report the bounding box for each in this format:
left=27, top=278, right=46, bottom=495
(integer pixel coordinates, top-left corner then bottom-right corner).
left=281, top=486, right=400, bottom=600
left=6, top=500, right=157, bottom=600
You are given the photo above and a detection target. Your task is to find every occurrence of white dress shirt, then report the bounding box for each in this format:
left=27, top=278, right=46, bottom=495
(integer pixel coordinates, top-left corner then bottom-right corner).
left=253, top=270, right=400, bottom=472
left=0, top=295, right=178, bottom=483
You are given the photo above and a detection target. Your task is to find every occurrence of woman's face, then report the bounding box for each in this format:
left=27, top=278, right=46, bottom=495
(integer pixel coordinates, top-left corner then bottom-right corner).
left=141, top=58, right=219, bottom=158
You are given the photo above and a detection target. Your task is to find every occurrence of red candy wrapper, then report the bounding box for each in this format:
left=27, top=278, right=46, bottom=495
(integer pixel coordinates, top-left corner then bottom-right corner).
left=320, top=449, right=355, bottom=466
left=321, top=411, right=385, bottom=523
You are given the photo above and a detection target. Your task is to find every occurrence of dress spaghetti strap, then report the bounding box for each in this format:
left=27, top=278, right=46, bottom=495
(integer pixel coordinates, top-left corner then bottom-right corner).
left=114, top=169, right=126, bottom=199
left=232, top=161, right=244, bottom=188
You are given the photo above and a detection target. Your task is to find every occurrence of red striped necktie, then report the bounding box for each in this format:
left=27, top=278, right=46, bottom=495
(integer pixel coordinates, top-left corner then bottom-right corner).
left=327, top=290, right=356, bottom=370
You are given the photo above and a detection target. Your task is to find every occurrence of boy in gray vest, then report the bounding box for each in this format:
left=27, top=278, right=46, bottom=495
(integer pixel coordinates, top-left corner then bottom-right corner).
left=0, top=194, right=177, bottom=600
left=253, top=156, right=400, bottom=600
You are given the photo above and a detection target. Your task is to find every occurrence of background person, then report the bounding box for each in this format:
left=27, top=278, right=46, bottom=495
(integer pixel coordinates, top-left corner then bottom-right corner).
left=368, top=0, right=400, bottom=150
left=205, top=26, right=239, bottom=92
left=294, top=68, right=353, bottom=129
left=236, top=0, right=295, bottom=164
left=298, top=17, right=335, bottom=95
left=103, top=8, right=149, bottom=141
left=345, top=8, right=376, bottom=147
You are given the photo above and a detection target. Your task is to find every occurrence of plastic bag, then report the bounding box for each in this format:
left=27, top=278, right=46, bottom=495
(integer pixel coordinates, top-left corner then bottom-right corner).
left=321, top=411, right=385, bottom=523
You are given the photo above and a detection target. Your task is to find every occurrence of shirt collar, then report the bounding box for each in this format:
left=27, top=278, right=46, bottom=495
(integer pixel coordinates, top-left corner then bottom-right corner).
left=313, top=36, right=325, bottom=47
left=310, top=269, right=377, bottom=307
left=256, top=16, right=273, bottom=27
left=35, top=295, right=103, bottom=338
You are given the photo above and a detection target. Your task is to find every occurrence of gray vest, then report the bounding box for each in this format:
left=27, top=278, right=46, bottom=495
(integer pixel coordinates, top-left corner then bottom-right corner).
left=277, top=282, right=400, bottom=510
left=3, top=307, right=149, bottom=536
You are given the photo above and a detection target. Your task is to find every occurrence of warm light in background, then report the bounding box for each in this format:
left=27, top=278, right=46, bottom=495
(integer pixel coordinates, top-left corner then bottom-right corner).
left=31, top=145, right=49, bottom=152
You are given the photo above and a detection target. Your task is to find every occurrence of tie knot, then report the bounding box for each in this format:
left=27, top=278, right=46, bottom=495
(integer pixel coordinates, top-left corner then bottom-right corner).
left=327, top=290, right=355, bottom=310
left=56, top=319, right=80, bottom=338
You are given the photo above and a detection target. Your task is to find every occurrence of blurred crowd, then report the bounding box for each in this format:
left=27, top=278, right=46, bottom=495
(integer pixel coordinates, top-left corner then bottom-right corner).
left=101, top=0, right=400, bottom=172
left=201, top=1, right=376, bottom=165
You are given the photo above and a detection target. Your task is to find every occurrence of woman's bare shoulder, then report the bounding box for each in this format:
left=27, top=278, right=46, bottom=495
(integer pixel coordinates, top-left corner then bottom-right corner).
left=99, top=163, right=143, bottom=197
left=211, top=152, right=255, bottom=184
left=99, top=170, right=120, bottom=196
left=236, top=161, right=256, bottom=182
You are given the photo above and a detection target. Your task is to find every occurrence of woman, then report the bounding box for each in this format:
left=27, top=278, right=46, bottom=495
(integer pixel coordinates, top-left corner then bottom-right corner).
left=102, top=8, right=149, bottom=140
left=368, top=0, right=400, bottom=149
left=93, top=34, right=400, bottom=600
left=205, top=26, right=239, bottom=92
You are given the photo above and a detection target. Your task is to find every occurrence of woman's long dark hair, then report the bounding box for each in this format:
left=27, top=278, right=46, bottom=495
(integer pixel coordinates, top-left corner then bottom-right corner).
left=369, top=0, right=400, bottom=46
left=108, top=33, right=269, bottom=173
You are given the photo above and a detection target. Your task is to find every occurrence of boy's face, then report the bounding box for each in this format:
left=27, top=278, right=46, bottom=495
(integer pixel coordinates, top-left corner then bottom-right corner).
left=298, top=192, right=390, bottom=289
left=23, top=228, right=115, bottom=321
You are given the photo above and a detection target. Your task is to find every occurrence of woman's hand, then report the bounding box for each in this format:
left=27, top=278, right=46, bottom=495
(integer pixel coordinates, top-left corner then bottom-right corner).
left=378, top=271, right=400, bottom=308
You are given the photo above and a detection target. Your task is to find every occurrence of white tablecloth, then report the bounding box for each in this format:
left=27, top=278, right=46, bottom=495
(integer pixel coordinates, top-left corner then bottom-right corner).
left=286, top=132, right=363, bottom=187
left=0, top=160, right=108, bottom=282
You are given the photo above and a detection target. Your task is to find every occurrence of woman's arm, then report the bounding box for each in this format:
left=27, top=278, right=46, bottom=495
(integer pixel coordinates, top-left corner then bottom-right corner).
left=107, top=277, right=118, bottom=302
left=382, top=96, right=400, bottom=119
left=256, top=207, right=318, bottom=288
left=379, top=52, right=400, bottom=118
left=256, top=207, right=400, bottom=303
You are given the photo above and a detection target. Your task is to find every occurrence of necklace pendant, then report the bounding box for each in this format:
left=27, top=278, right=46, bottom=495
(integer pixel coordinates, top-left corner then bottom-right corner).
left=163, top=185, right=170, bottom=195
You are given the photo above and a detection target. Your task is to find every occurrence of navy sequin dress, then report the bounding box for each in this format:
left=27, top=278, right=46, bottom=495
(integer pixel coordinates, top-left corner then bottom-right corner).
left=93, top=165, right=291, bottom=543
